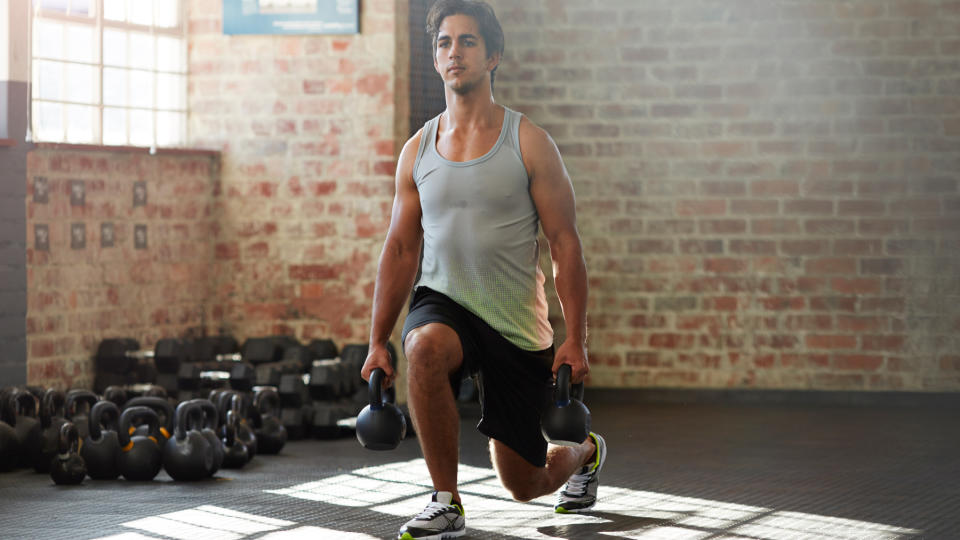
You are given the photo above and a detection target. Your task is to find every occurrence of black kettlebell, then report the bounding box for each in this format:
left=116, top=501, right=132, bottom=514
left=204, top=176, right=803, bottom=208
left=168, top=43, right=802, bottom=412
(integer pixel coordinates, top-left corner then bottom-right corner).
left=189, top=399, right=223, bottom=476
left=252, top=388, right=287, bottom=455
left=117, top=406, right=163, bottom=481
left=103, top=386, right=128, bottom=408
left=35, top=389, right=68, bottom=473
left=221, top=409, right=249, bottom=469
left=64, top=390, right=99, bottom=441
left=9, top=389, right=43, bottom=468
left=124, top=397, right=174, bottom=443
left=541, top=364, right=591, bottom=446
left=163, top=401, right=214, bottom=481
left=216, top=392, right=257, bottom=460
left=356, top=368, right=406, bottom=451
left=82, top=400, right=122, bottom=480
left=0, top=395, right=19, bottom=472
left=50, top=422, right=86, bottom=485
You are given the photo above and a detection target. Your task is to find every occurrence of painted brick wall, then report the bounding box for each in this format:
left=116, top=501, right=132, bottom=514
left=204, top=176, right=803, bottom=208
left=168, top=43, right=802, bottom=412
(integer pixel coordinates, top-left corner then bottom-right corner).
left=25, top=149, right=219, bottom=389
left=488, top=0, right=960, bottom=390
left=188, top=0, right=402, bottom=345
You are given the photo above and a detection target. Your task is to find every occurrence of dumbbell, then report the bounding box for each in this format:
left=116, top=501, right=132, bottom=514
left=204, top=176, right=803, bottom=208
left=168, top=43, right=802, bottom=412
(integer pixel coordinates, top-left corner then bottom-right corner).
left=279, top=373, right=310, bottom=407
left=187, top=336, right=239, bottom=363
left=309, top=359, right=345, bottom=401
left=282, top=344, right=313, bottom=372
left=280, top=405, right=313, bottom=440
left=96, top=338, right=140, bottom=373
left=254, top=360, right=302, bottom=387
left=307, top=339, right=339, bottom=361
left=311, top=402, right=349, bottom=439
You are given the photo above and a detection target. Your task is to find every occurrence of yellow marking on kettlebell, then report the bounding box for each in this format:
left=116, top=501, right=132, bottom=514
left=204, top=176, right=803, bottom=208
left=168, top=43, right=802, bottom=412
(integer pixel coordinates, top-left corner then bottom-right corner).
left=148, top=436, right=158, bottom=444
left=160, top=427, right=170, bottom=439
left=129, top=426, right=136, bottom=435
left=122, top=441, right=134, bottom=452
left=77, top=438, right=83, bottom=452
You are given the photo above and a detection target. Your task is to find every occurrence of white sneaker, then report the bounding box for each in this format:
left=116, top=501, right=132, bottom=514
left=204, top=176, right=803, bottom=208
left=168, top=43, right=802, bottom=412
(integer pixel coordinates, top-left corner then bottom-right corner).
left=398, top=491, right=465, bottom=540
left=555, top=432, right=607, bottom=513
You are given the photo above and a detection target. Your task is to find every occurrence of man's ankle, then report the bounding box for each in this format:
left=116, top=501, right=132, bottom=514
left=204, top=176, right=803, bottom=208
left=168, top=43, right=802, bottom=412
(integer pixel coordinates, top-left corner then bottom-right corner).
left=581, top=436, right=597, bottom=469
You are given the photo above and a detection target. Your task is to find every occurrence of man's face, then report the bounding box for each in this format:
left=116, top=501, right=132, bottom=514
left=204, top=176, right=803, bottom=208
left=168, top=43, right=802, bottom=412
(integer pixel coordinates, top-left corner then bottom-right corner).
left=434, top=14, right=499, bottom=96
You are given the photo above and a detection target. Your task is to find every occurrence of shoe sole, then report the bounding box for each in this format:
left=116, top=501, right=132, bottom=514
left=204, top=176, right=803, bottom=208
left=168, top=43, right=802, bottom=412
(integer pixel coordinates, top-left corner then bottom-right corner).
left=398, top=529, right=465, bottom=540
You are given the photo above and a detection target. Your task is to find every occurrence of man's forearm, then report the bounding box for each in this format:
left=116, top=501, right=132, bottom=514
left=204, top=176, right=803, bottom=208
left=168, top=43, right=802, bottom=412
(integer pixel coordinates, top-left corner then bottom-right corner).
left=552, top=234, right=588, bottom=345
left=369, top=240, right=421, bottom=348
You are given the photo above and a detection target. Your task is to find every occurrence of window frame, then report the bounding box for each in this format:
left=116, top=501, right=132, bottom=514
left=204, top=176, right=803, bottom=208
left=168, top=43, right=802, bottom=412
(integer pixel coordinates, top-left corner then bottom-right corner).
left=30, top=0, right=188, bottom=148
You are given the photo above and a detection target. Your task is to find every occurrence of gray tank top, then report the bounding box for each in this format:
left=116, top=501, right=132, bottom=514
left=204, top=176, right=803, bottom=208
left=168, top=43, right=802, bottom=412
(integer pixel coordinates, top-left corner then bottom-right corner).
left=412, top=106, right=553, bottom=351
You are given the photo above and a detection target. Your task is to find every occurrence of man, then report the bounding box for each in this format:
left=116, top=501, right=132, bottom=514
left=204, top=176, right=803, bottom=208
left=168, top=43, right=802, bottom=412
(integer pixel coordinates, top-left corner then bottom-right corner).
left=361, top=1, right=606, bottom=538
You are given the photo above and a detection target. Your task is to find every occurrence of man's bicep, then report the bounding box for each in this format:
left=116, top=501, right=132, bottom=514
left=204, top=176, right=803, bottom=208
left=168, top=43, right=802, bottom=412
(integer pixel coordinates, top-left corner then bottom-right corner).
left=386, top=135, right=424, bottom=250
left=525, top=125, right=579, bottom=245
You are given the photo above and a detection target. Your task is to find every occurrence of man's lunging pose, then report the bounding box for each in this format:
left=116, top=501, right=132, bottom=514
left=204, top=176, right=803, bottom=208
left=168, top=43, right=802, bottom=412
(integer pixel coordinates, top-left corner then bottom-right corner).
left=361, top=1, right=606, bottom=538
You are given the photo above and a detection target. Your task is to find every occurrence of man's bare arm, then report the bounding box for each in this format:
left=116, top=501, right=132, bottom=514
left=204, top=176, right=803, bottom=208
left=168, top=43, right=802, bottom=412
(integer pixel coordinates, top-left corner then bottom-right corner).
left=521, top=118, right=590, bottom=383
left=363, top=131, right=425, bottom=387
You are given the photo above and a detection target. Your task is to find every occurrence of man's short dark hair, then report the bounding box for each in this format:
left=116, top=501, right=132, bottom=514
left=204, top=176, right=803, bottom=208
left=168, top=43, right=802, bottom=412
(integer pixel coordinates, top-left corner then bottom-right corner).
left=426, top=0, right=505, bottom=90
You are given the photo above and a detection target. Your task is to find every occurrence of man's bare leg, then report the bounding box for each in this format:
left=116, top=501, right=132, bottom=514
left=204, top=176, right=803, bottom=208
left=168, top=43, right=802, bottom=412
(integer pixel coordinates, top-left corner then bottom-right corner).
left=404, top=323, right=464, bottom=503
left=489, top=437, right=596, bottom=502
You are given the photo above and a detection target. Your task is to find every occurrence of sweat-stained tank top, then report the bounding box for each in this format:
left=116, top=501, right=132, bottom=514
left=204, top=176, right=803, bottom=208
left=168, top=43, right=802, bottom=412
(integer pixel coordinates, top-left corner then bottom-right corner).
left=412, top=106, right=553, bottom=351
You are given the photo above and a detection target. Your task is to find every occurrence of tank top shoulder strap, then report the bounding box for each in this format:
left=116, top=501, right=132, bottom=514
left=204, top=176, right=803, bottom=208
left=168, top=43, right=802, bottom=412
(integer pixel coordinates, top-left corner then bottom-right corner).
left=503, top=107, right=525, bottom=163
left=413, top=113, right=441, bottom=179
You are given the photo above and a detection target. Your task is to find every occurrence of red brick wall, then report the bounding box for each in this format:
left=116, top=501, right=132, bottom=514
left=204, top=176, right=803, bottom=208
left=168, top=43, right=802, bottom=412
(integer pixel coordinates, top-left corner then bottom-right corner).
left=188, top=0, right=402, bottom=345
left=25, top=149, right=219, bottom=389
left=489, top=0, right=960, bottom=390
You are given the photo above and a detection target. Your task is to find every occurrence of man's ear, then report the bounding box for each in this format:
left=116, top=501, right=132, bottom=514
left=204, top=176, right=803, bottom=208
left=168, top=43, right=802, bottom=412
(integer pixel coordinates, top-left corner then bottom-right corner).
left=486, top=51, right=501, bottom=73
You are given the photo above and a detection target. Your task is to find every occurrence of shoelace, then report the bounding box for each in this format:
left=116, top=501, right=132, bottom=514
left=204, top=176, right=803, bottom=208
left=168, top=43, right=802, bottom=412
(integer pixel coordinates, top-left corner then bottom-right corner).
left=562, top=470, right=592, bottom=497
left=415, top=501, right=457, bottom=521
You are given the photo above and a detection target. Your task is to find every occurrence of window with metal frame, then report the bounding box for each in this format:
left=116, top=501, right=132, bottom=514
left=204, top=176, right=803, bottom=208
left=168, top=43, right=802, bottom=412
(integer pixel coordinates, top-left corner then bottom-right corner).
left=31, top=0, right=187, bottom=147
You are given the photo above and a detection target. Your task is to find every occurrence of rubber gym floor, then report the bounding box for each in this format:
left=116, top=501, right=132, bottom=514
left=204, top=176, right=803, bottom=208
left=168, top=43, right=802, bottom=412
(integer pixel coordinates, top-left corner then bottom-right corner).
left=1, top=395, right=958, bottom=540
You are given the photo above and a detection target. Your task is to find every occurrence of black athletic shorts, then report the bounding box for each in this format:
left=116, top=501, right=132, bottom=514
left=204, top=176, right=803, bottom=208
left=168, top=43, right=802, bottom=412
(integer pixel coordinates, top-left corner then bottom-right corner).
left=401, top=286, right=555, bottom=467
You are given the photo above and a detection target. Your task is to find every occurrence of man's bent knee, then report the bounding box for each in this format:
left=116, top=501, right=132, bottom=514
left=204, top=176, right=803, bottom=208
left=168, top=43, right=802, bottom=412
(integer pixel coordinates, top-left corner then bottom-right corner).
left=404, top=323, right=463, bottom=377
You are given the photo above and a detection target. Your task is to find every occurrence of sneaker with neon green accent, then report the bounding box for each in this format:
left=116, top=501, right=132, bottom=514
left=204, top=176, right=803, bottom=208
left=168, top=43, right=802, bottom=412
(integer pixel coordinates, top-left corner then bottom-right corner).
left=398, top=491, right=465, bottom=540
left=555, top=432, right=606, bottom=513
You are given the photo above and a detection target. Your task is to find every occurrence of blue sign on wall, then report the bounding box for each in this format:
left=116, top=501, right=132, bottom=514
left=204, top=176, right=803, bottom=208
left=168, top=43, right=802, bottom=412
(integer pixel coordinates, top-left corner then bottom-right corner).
left=223, top=0, right=359, bottom=35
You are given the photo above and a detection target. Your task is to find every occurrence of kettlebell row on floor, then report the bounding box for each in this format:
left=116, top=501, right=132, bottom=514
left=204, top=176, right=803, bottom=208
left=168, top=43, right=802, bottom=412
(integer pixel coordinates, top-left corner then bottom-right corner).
left=0, top=386, right=289, bottom=484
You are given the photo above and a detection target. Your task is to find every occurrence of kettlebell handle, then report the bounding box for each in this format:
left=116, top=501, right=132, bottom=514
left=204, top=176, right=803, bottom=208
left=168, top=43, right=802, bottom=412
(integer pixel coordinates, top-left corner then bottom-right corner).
left=368, top=368, right=386, bottom=411
left=555, top=364, right=572, bottom=406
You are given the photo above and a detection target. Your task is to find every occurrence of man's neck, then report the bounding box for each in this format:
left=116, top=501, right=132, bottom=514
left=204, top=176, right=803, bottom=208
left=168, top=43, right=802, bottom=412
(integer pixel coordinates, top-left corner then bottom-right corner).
left=443, top=87, right=499, bottom=129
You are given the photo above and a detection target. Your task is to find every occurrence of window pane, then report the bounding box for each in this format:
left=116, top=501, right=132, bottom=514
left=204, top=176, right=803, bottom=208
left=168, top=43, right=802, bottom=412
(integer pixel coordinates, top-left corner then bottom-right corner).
left=129, top=70, right=155, bottom=108
left=103, top=29, right=128, bottom=67
left=32, top=60, right=40, bottom=98
left=37, top=60, right=63, bottom=101
left=35, top=20, right=63, bottom=58
left=156, top=36, right=184, bottom=73
left=65, top=24, right=96, bottom=63
left=36, top=102, right=64, bottom=141
left=65, top=63, right=96, bottom=104
left=129, top=32, right=155, bottom=70
left=71, top=0, right=91, bottom=16
left=155, top=0, right=179, bottom=28
left=103, top=107, right=128, bottom=145
left=65, top=104, right=95, bottom=143
left=156, top=73, right=184, bottom=110
left=156, top=111, right=184, bottom=146
left=128, top=0, right=153, bottom=26
left=104, top=0, right=124, bottom=21
left=129, top=109, right=154, bottom=147
left=42, top=0, right=68, bottom=12
left=103, top=67, right=129, bottom=106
